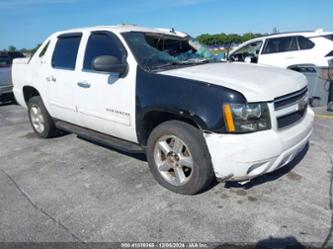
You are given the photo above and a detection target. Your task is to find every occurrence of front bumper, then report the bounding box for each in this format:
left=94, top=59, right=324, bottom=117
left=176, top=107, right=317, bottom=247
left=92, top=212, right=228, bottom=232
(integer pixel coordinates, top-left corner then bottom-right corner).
left=0, top=85, right=13, bottom=96
left=204, top=107, right=314, bottom=181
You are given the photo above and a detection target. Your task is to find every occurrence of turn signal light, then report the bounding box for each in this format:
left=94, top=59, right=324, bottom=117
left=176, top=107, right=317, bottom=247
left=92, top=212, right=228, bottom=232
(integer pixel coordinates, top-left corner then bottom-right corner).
left=224, top=104, right=236, bottom=132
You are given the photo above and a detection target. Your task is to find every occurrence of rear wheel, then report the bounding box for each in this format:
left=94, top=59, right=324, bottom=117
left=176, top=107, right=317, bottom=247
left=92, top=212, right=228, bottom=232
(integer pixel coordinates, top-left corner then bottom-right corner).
left=147, top=120, right=215, bottom=195
left=27, top=96, right=59, bottom=138
left=310, top=97, right=320, bottom=107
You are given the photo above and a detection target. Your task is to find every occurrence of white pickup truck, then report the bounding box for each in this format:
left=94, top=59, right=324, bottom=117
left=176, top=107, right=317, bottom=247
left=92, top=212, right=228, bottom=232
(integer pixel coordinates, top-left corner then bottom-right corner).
left=12, top=25, right=314, bottom=194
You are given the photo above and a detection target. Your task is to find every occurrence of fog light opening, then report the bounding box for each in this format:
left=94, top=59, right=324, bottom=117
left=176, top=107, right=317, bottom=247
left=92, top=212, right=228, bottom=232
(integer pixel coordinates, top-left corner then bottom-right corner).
left=247, top=161, right=269, bottom=176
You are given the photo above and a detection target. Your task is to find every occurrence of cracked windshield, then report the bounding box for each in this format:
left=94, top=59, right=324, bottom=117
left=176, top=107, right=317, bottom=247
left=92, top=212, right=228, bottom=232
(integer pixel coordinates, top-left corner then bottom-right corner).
left=123, top=32, right=224, bottom=71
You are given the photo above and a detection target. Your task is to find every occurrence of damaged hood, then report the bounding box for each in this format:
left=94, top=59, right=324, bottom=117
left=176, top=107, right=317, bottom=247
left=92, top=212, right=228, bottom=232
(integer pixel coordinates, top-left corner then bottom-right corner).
left=159, top=62, right=308, bottom=102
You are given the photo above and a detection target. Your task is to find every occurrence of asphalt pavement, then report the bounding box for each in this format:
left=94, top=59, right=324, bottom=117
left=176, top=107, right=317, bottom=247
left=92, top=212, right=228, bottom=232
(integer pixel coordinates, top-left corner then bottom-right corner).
left=0, top=102, right=332, bottom=248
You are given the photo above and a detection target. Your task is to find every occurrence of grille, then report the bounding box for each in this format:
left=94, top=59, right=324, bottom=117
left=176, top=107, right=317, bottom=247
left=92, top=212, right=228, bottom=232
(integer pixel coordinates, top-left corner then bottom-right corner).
left=274, top=87, right=308, bottom=110
left=274, top=87, right=308, bottom=129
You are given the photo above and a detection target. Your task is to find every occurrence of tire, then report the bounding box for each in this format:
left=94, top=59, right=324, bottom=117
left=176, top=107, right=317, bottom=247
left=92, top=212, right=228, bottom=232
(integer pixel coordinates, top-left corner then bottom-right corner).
left=147, top=120, right=215, bottom=195
left=27, top=96, right=59, bottom=138
left=310, top=97, right=321, bottom=108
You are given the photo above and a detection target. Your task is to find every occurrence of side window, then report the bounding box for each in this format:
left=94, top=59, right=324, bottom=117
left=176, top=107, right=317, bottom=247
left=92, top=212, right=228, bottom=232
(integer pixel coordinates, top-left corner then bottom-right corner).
left=324, top=35, right=333, bottom=41
left=83, top=32, right=126, bottom=71
left=235, top=41, right=263, bottom=55
left=298, top=36, right=315, bottom=50
left=262, top=36, right=298, bottom=54
left=230, top=41, right=263, bottom=62
left=39, top=41, right=50, bottom=57
left=52, top=35, right=81, bottom=70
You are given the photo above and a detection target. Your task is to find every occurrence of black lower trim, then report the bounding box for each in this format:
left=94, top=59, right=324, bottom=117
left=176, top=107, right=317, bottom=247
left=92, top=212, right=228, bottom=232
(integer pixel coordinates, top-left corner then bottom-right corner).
left=55, top=120, right=144, bottom=153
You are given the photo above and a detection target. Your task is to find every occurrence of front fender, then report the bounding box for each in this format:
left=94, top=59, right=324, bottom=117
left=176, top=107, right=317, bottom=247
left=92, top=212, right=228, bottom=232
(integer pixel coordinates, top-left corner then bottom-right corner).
left=135, top=66, right=246, bottom=141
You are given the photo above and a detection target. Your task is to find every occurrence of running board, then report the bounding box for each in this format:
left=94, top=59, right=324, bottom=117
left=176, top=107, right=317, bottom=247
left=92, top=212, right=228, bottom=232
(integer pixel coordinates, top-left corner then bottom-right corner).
left=55, top=121, right=144, bottom=154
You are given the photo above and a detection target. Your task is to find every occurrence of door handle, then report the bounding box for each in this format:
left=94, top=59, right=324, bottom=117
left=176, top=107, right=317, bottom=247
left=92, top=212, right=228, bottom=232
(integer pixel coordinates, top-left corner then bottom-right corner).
left=77, top=81, right=91, bottom=88
left=46, top=75, right=56, bottom=82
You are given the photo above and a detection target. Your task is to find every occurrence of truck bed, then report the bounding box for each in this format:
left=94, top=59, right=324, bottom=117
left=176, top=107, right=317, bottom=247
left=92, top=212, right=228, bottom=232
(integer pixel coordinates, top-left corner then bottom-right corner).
left=12, top=57, right=32, bottom=107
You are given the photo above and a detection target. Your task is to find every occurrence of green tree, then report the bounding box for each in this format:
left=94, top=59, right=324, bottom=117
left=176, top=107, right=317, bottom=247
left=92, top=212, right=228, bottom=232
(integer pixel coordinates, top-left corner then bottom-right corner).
left=197, top=32, right=265, bottom=46
left=8, top=46, right=16, bottom=52
left=20, top=48, right=28, bottom=53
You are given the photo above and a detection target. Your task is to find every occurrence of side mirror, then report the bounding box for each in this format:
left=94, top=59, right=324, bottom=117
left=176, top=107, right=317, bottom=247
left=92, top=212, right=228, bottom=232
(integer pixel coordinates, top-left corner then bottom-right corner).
left=92, top=55, right=128, bottom=76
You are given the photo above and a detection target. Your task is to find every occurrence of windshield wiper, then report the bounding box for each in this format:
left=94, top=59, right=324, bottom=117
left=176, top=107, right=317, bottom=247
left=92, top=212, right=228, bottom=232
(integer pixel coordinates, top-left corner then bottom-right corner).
left=178, top=59, right=209, bottom=65
left=150, top=59, right=209, bottom=71
left=150, top=61, right=182, bottom=71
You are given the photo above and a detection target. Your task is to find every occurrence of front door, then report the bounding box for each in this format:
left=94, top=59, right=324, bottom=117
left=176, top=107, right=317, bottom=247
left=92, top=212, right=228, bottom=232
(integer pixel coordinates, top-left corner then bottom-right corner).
left=75, top=31, right=137, bottom=143
left=44, top=33, right=82, bottom=125
left=259, top=36, right=299, bottom=68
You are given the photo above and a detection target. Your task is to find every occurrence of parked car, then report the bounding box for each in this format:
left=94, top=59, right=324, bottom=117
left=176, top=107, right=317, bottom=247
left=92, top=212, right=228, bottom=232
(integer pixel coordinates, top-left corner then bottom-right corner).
left=12, top=25, right=314, bottom=194
left=229, top=30, right=333, bottom=108
left=0, top=51, right=24, bottom=100
left=228, top=29, right=333, bottom=68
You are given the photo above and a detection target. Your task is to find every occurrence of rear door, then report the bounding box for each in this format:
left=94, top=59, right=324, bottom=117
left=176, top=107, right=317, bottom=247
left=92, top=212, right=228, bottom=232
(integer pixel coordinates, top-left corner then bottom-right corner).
left=259, top=36, right=299, bottom=68
left=44, top=33, right=82, bottom=125
left=75, top=31, right=137, bottom=142
left=292, top=36, right=316, bottom=64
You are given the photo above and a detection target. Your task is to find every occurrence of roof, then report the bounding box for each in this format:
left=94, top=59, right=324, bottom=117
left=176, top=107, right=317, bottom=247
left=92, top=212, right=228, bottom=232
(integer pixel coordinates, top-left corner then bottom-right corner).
left=231, top=29, right=333, bottom=48
left=55, top=24, right=189, bottom=38
left=261, top=28, right=333, bottom=39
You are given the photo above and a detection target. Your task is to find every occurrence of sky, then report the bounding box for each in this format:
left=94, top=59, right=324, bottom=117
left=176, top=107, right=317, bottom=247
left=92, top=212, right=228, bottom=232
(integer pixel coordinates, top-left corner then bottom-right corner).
left=0, top=0, right=332, bottom=50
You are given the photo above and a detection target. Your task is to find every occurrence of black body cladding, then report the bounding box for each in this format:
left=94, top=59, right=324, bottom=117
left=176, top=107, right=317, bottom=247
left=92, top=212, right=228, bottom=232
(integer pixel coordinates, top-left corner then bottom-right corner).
left=135, top=66, right=247, bottom=144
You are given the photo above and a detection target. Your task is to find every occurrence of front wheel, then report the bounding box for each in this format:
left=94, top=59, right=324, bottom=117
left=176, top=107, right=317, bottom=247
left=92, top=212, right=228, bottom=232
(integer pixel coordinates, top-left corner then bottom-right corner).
left=147, top=121, right=215, bottom=195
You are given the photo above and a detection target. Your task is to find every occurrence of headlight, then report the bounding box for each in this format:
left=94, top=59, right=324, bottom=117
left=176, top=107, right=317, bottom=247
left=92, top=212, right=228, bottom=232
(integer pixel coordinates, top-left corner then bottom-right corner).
left=223, top=103, right=271, bottom=133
